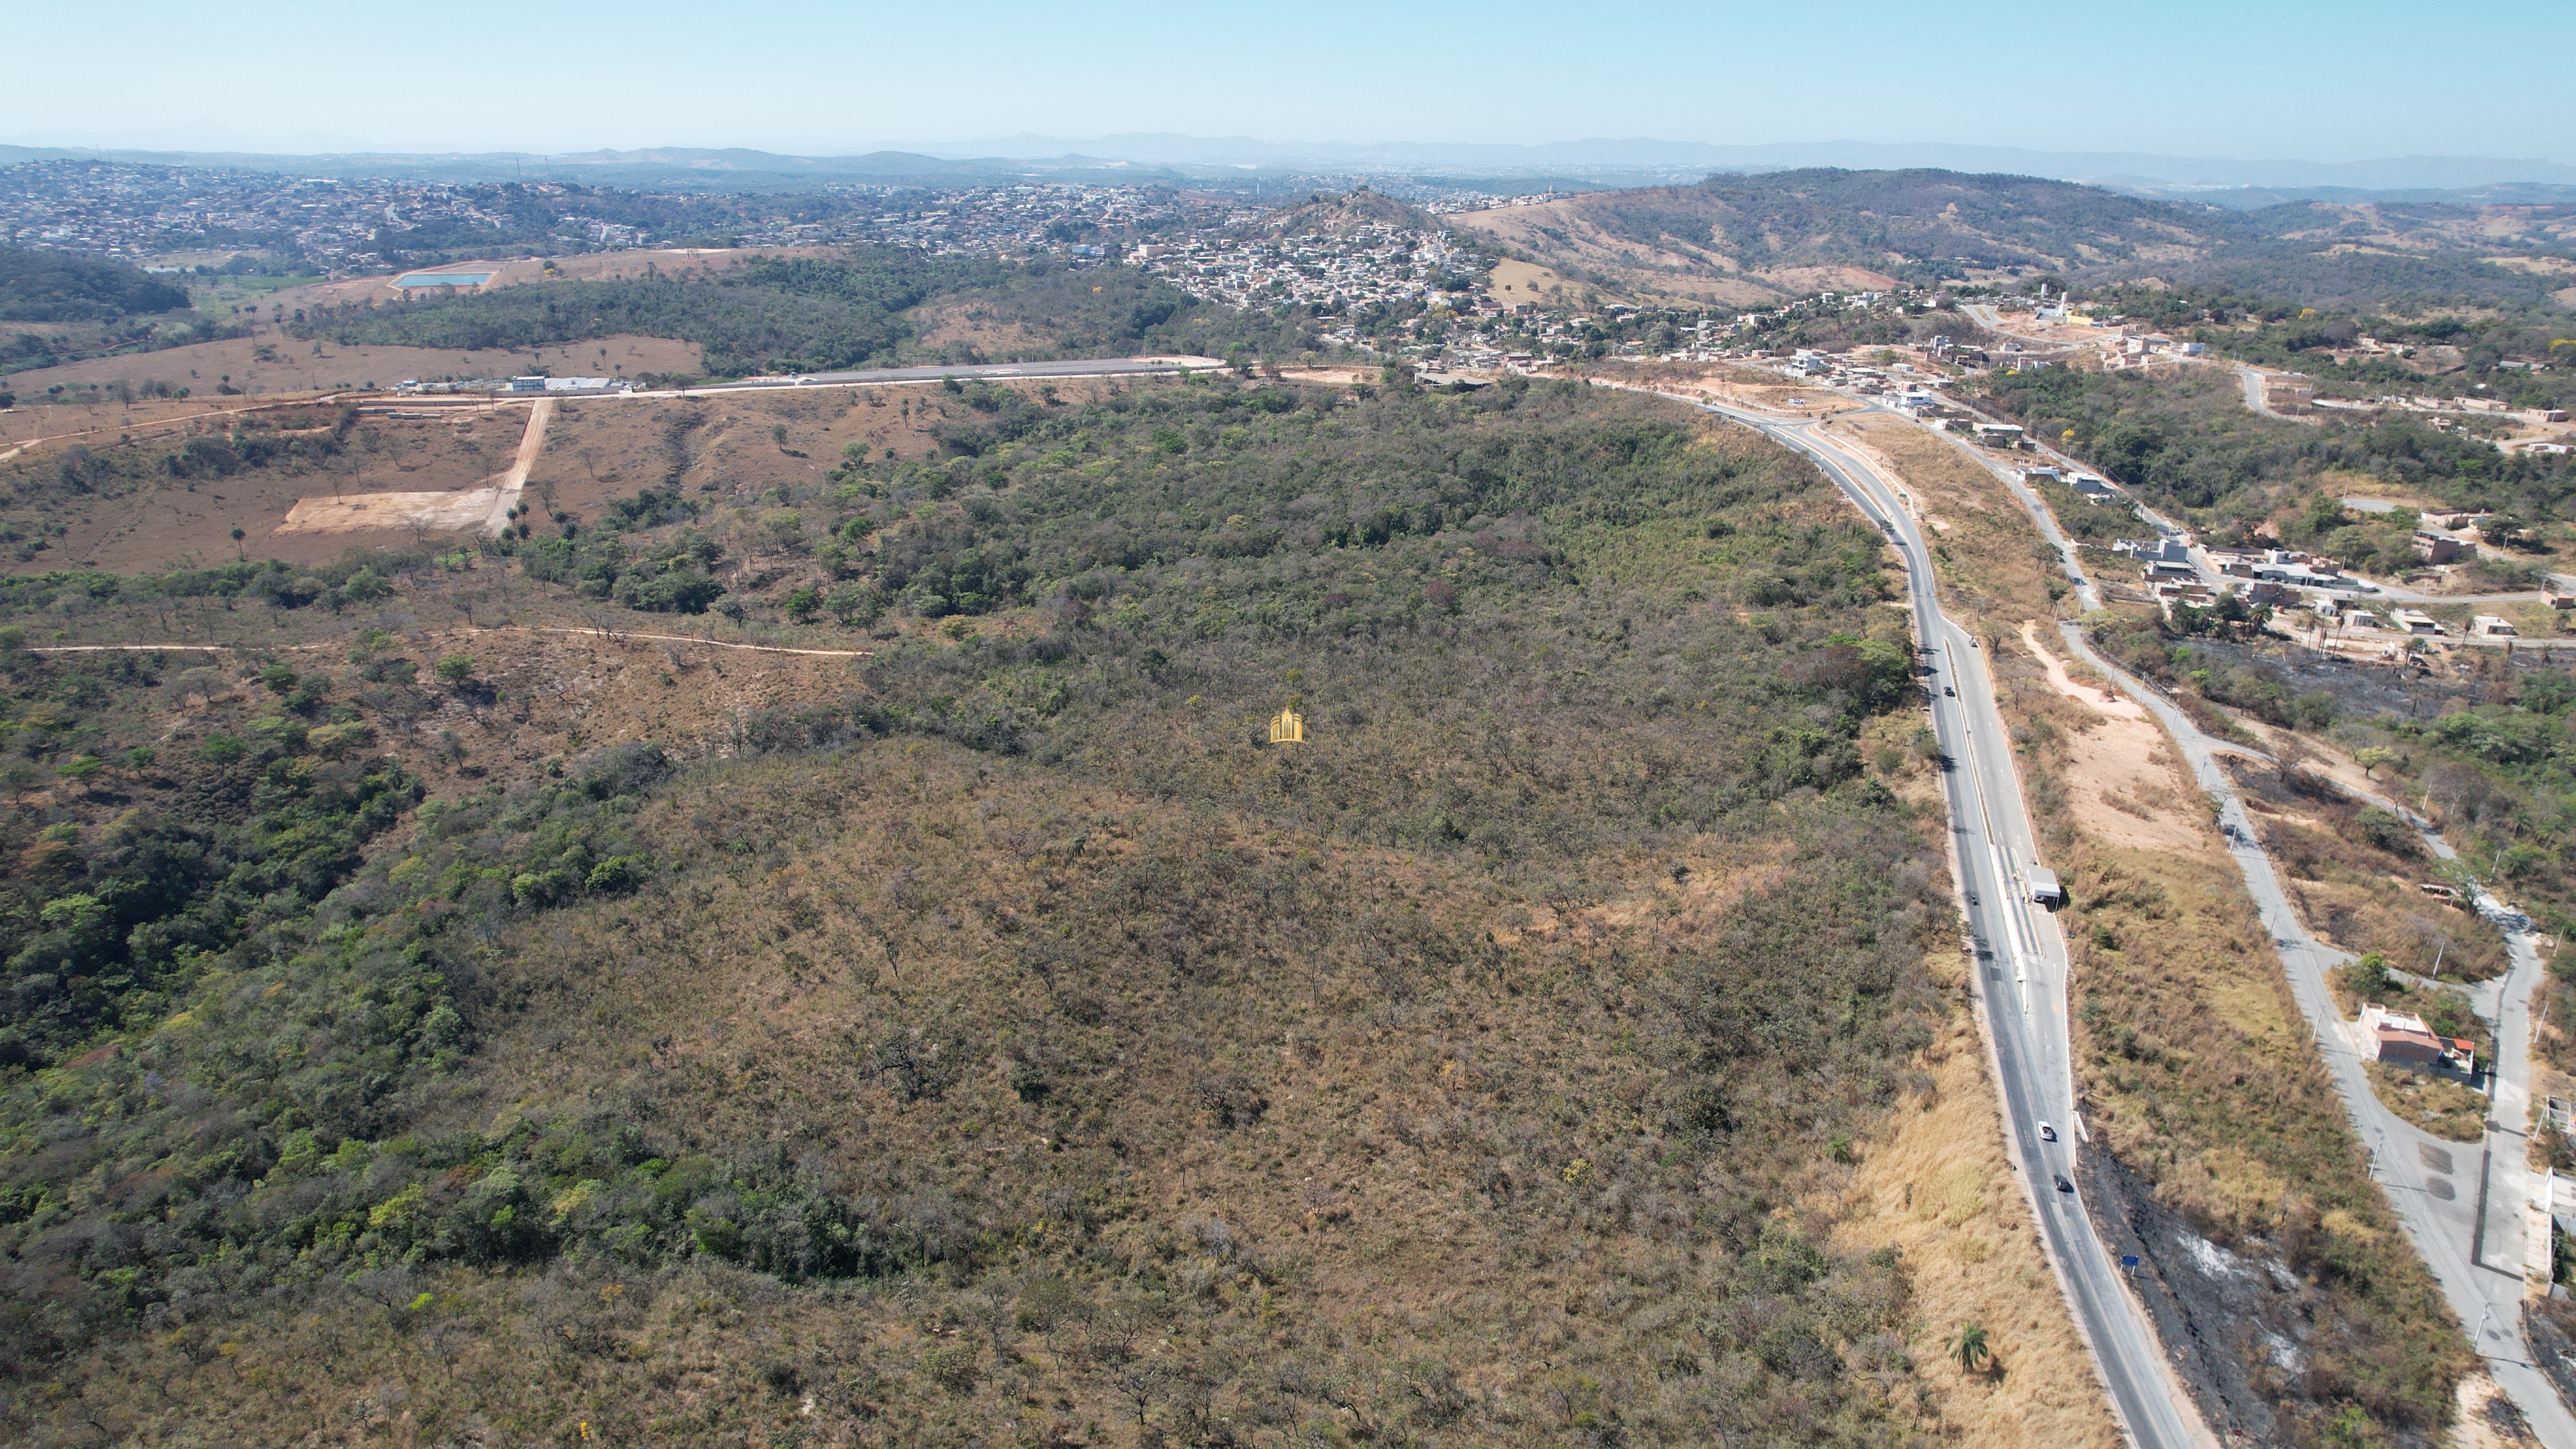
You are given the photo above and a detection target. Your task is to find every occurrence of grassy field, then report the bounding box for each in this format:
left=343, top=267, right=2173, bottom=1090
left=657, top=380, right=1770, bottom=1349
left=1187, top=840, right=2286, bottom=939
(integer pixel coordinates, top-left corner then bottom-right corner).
left=2362, top=1063, right=2491, bottom=1144
left=185, top=272, right=322, bottom=322
left=0, top=378, right=1115, bottom=576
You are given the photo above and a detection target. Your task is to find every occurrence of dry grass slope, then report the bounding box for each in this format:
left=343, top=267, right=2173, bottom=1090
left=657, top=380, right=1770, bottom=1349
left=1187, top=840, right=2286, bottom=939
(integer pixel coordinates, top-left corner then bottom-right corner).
left=0, top=380, right=2116, bottom=1446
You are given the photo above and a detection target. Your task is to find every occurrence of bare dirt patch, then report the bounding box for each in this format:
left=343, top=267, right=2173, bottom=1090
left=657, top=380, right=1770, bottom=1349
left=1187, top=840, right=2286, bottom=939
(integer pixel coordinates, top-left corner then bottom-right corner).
left=276, top=488, right=501, bottom=537
left=1482, top=256, right=1585, bottom=306
left=1276, top=365, right=1377, bottom=386
left=2018, top=624, right=2206, bottom=853
left=2451, top=1373, right=2542, bottom=1448
left=279, top=397, right=551, bottom=539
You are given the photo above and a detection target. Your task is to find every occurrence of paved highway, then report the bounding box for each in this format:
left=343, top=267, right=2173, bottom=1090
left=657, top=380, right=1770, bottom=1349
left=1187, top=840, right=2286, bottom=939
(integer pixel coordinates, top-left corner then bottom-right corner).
left=1669, top=353, right=2576, bottom=1433
left=680, top=355, right=1232, bottom=393
left=1901, top=400, right=2576, bottom=1442
left=1672, top=390, right=2215, bottom=1449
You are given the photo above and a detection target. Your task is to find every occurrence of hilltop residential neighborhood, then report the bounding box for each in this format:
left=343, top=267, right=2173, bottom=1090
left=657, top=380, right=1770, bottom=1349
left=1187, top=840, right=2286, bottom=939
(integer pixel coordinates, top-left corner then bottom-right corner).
left=0, top=161, right=1240, bottom=274
left=0, top=161, right=541, bottom=271
left=1132, top=221, right=1482, bottom=337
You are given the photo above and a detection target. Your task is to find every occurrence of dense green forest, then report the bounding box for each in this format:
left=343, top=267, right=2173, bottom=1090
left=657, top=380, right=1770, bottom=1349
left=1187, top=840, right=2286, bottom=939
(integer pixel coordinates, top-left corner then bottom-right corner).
left=289, top=249, right=1320, bottom=377
left=0, top=246, right=191, bottom=323
left=0, top=380, right=1996, bottom=1443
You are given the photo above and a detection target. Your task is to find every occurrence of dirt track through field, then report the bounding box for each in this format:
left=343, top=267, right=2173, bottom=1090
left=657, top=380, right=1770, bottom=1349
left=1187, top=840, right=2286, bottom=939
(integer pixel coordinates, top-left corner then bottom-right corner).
left=274, top=397, right=552, bottom=539
left=0, top=395, right=349, bottom=463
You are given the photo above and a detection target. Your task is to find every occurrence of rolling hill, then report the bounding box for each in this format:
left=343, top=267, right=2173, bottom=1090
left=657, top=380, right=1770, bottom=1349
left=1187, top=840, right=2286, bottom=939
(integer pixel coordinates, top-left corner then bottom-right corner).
left=1452, top=168, right=2576, bottom=311
left=0, top=246, right=192, bottom=323
left=0, top=375, right=2128, bottom=1444
left=1246, top=186, right=1443, bottom=238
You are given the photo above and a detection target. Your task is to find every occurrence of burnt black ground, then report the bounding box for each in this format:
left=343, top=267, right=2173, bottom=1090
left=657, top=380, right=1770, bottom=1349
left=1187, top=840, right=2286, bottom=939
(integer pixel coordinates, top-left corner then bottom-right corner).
left=2083, top=1142, right=2469, bottom=1446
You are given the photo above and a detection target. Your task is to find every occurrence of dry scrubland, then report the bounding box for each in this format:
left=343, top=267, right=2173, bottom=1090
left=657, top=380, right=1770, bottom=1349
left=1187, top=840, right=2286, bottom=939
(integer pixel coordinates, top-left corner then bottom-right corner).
left=0, top=377, right=2125, bottom=1445
left=4, top=333, right=704, bottom=400
left=2222, top=754, right=2509, bottom=985
left=0, top=381, right=1073, bottom=576
left=1455, top=201, right=1894, bottom=308
left=1827, top=410, right=2476, bottom=1445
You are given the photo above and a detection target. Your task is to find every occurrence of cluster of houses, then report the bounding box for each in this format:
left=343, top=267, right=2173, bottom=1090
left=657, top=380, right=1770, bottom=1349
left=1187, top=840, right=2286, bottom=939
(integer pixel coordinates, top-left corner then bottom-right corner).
left=1134, top=224, right=1482, bottom=324
left=2308, top=598, right=2446, bottom=635
left=1903, top=332, right=1994, bottom=369
left=0, top=157, right=1247, bottom=277
left=0, top=159, right=539, bottom=272
left=2205, top=545, right=2360, bottom=592
left=2100, top=330, right=2210, bottom=368
left=786, top=182, right=1216, bottom=258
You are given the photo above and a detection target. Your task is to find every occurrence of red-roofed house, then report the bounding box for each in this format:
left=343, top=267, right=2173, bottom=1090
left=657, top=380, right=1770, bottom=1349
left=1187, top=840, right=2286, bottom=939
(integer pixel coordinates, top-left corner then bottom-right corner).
left=2360, top=1004, right=2476, bottom=1071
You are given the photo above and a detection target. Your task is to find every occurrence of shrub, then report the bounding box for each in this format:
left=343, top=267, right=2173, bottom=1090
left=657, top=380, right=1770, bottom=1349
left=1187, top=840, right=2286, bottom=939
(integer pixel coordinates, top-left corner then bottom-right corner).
left=195, top=732, right=248, bottom=764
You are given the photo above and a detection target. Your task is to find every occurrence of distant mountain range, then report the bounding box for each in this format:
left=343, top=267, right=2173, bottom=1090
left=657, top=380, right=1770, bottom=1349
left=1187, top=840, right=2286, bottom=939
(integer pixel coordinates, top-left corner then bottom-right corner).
left=1447, top=167, right=2576, bottom=312
left=905, top=135, right=2576, bottom=194
left=0, top=144, right=1196, bottom=191
left=6, top=137, right=2576, bottom=208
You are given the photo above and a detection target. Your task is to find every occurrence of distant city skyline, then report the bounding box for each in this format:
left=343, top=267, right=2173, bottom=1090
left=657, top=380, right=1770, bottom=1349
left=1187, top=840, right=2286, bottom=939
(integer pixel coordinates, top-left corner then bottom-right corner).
left=7, top=0, right=2571, bottom=167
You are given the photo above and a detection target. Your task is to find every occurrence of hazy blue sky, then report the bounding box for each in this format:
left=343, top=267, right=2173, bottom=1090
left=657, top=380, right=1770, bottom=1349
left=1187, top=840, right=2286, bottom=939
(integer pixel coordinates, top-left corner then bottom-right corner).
left=7, top=0, right=2569, bottom=162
